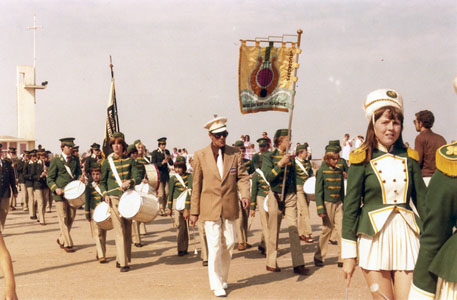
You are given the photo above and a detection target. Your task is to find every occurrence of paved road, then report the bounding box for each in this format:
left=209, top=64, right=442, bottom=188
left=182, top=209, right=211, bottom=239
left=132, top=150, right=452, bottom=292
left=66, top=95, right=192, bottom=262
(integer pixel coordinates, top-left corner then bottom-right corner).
left=2, top=201, right=371, bottom=300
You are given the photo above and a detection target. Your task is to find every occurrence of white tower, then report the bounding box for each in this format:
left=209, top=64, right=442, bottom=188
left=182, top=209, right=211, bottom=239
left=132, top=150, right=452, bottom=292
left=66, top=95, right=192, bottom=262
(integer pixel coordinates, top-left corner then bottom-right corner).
left=16, top=15, right=46, bottom=143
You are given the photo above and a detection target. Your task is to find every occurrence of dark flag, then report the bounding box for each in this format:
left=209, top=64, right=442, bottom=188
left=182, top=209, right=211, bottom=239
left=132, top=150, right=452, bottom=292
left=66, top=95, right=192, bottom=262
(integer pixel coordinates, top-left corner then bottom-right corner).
left=102, top=58, right=120, bottom=156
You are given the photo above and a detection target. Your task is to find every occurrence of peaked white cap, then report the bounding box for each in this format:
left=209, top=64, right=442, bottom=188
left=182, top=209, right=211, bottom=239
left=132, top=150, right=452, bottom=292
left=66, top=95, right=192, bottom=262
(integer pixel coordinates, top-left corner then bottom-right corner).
left=364, top=89, right=403, bottom=121
left=204, top=115, right=228, bottom=133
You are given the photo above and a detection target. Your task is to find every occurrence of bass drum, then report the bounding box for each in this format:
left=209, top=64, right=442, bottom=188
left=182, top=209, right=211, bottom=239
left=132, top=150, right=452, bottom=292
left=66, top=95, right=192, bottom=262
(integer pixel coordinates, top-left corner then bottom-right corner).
left=145, top=164, right=160, bottom=191
left=64, top=180, right=86, bottom=208
left=93, top=202, right=113, bottom=230
left=303, top=176, right=316, bottom=202
left=118, top=190, right=159, bottom=223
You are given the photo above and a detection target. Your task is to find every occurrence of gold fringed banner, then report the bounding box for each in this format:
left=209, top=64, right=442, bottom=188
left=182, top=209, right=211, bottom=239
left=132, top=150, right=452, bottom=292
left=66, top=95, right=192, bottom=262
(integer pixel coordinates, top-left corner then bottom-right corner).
left=238, top=41, right=299, bottom=114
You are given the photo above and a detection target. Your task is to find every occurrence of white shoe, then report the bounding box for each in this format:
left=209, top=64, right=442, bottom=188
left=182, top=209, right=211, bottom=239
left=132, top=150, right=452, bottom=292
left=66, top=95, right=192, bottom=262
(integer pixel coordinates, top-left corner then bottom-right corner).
left=222, top=282, right=228, bottom=289
left=214, top=289, right=226, bottom=297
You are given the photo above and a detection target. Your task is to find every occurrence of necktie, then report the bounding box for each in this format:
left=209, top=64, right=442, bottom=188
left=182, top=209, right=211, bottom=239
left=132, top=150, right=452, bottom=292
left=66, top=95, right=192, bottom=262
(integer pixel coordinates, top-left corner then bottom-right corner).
left=217, top=149, right=223, bottom=178
left=66, top=156, right=71, bottom=165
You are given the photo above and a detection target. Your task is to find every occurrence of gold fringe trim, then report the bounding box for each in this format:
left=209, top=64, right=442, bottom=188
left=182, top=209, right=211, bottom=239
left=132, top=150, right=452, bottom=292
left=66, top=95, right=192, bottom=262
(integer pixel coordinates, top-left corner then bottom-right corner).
left=407, top=148, right=420, bottom=162
left=436, top=143, right=457, bottom=177
left=349, top=147, right=367, bottom=165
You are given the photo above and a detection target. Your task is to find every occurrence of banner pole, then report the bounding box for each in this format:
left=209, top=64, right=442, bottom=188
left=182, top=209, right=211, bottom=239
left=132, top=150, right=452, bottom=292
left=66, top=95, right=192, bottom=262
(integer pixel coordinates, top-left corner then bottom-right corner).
left=280, top=29, right=303, bottom=201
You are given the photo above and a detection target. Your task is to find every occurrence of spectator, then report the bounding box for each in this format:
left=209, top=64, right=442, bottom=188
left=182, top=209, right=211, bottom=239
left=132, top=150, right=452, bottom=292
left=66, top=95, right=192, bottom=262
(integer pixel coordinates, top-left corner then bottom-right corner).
left=341, top=134, right=352, bottom=161
left=414, top=110, right=447, bottom=183
left=353, top=135, right=364, bottom=149
left=262, top=132, right=272, bottom=151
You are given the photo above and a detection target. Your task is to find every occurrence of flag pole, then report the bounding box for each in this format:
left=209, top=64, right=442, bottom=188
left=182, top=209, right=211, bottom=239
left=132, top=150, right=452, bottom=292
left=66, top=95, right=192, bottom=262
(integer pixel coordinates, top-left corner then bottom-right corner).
left=280, top=29, right=303, bottom=201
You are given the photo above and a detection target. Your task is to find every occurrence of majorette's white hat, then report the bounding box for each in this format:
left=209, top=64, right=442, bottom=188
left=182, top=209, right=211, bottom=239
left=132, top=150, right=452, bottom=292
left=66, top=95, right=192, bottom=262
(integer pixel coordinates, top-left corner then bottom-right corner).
left=364, top=89, right=403, bottom=121
left=204, top=115, right=228, bottom=133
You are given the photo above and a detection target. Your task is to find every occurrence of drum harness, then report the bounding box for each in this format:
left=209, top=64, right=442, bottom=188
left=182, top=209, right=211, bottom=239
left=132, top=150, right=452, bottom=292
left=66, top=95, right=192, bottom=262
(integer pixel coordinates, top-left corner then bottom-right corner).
left=255, top=168, right=271, bottom=213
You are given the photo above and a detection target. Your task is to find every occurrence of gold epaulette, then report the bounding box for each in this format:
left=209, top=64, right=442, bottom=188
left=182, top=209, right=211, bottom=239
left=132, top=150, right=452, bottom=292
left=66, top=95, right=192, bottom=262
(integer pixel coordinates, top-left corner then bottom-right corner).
left=407, top=148, right=419, bottom=162
left=349, top=147, right=367, bottom=165
left=435, top=142, right=457, bottom=177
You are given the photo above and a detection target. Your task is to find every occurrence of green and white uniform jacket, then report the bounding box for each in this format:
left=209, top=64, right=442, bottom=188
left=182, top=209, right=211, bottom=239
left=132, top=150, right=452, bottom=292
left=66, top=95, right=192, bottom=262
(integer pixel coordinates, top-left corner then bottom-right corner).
left=410, top=142, right=457, bottom=299
left=341, top=146, right=427, bottom=259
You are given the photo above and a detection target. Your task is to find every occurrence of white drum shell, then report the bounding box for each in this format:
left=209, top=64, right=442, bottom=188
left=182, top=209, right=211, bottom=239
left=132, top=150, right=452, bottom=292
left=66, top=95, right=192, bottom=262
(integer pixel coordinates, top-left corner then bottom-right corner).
left=145, top=164, right=160, bottom=191
left=64, top=180, right=86, bottom=208
left=93, top=202, right=113, bottom=230
left=119, top=190, right=159, bottom=223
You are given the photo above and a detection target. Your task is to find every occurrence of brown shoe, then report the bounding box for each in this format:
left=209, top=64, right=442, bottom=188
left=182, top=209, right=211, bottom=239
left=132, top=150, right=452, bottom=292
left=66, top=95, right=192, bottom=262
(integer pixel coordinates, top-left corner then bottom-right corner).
left=63, top=247, right=75, bottom=253
left=293, top=265, right=310, bottom=275
left=237, top=243, right=247, bottom=251
left=304, top=235, right=314, bottom=243
left=99, top=257, right=107, bottom=264
left=266, top=266, right=281, bottom=272
left=299, top=235, right=306, bottom=242
left=56, top=239, right=64, bottom=249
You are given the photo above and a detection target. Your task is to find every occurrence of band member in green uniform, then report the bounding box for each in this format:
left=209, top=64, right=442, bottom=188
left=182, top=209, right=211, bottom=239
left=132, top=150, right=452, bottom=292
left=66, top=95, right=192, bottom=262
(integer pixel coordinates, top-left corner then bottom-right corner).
left=127, top=144, right=147, bottom=248
left=25, top=150, right=37, bottom=220
left=261, top=129, right=308, bottom=275
left=151, top=137, right=173, bottom=216
left=234, top=140, right=251, bottom=251
left=100, top=132, right=140, bottom=272
left=32, top=149, right=48, bottom=225
left=314, top=143, right=344, bottom=267
left=6, top=148, right=18, bottom=210
left=167, top=156, right=192, bottom=256
left=409, top=141, right=457, bottom=299
left=85, top=143, right=101, bottom=182
left=295, top=143, right=314, bottom=243
left=47, top=138, right=84, bottom=253
left=17, top=151, right=29, bottom=211
left=43, top=150, right=53, bottom=212
left=342, top=89, right=427, bottom=300
left=85, top=164, right=108, bottom=264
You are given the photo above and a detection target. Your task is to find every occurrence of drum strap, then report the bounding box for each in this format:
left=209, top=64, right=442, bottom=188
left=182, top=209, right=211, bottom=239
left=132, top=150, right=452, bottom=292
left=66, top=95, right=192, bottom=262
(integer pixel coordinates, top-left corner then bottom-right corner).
left=108, top=155, right=123, bottom=188
left=255, top=168, right=270, bottom=212
left=62, top=155, right=74, bottom=179
left=295, top=158, right=309, bottom=176
left=174, top=174, right=189, bottom=211
left=174, top=174, right=188, bottom=190
left=255, top=169, right=270, bottom=186
left=91, top=182, right=103, bottom=196
left=143, top=155, right=151, bottom=164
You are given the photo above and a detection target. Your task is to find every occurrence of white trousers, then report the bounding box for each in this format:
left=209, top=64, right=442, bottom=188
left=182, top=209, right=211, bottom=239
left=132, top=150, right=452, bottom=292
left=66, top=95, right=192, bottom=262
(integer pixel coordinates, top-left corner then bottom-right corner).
left=204, top=218, right=236, bottom=291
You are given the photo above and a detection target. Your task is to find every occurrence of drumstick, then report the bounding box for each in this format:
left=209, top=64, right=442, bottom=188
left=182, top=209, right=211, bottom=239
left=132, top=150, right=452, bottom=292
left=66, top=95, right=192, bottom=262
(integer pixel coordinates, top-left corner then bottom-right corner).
left=248, top=214, right=254, bottom=231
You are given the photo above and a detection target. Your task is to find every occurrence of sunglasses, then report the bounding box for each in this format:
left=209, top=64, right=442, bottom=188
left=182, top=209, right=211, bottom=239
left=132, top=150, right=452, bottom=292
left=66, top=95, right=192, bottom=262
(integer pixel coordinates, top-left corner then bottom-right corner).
left=212, top=131, right=229, bottom=139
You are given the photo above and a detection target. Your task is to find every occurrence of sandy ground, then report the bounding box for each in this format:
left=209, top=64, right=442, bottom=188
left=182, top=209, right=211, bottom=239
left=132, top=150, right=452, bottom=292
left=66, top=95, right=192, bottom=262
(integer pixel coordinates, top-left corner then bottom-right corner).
left=1, top=201, right=371, bottom=300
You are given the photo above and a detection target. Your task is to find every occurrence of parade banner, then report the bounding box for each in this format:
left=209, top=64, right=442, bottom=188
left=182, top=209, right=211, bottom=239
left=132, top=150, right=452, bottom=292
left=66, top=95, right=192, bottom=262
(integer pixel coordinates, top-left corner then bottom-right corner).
left=238, top=41, right=299, bottom=114
left=102, top=78, right=119, bottom=156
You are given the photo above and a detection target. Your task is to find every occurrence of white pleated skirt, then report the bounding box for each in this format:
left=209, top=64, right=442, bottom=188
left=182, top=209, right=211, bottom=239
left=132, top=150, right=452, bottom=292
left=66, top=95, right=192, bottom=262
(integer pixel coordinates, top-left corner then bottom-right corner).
left=358, top=211, right=419, bottom=270
left=438, top=279, right=457, bottom=300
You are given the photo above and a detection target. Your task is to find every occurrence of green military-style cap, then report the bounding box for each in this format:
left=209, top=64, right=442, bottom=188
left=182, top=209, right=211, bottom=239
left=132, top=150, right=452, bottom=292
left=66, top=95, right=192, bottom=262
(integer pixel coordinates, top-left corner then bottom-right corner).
left=157, top=137, right=167, bottom=143
left=59, top=137, right=75, bottom=147
left=133, top=139, right=142, bottom=146
left=325, top=144, right=340, bottom=154
left=127, top=144, right=138, bottom=155
left=73, top=146, right=79, bottom=151
left=175, top=156, right=186, bottom=164
left=90, top=163, right=101, bottom=171
left=8, top=147, right=16, bottom=152
left=24, top=150, right=30, bottom=155
left=328, top=140, right=341, bottom=152
left=112, top=132, right=125, bottom=140
left=30, top=149, right=38, bottom=155
left=274, top=129, right=290, bottom=139
left=46, top=150, right=51, bottom=155
left=90, top=143, right=100, bottom=150
left=234, top=140, right=244, bottom=147
left=256, top=138, right=269, bottom=147
left=296, top=144, right=308, bottom=152
left=37, top=149, right=46, bottom=155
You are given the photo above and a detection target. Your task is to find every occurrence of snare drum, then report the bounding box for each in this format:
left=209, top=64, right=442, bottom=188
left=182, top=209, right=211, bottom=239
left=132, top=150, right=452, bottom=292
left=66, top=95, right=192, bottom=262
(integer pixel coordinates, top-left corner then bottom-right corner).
left=145, top=164, right=160, bottom=191
left=303, top=176, right=316, bottom=195
left=93, top=202, right=113, bottom=230
left=64, top=180, right=86, bottom=208
left=118, top=190, right=159, bottom=223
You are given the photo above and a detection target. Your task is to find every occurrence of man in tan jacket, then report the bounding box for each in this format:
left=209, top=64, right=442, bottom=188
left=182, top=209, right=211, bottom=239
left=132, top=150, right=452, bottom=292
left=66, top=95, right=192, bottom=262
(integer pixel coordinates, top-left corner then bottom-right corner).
left=190, top=115, right=250, bottom=297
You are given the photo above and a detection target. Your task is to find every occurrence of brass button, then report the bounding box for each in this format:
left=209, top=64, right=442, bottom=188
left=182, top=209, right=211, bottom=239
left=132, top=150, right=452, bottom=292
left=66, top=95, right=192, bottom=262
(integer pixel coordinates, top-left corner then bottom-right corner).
left=393, top=179, right=396, bottom=182
left=394, top=200, right=397, bottom=203
left=374, top=162, right=377, bottom=165
left=403, top=169, right=406, bottom=172
left=402, top=161, right=405, bottom=164
left=379, top=170, right=382, bottom=173
left=394, top=190, right=398, bottom=194
left=404, top=179, right=407, bottom=182
left=383, top=180, right=386, bottom=183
